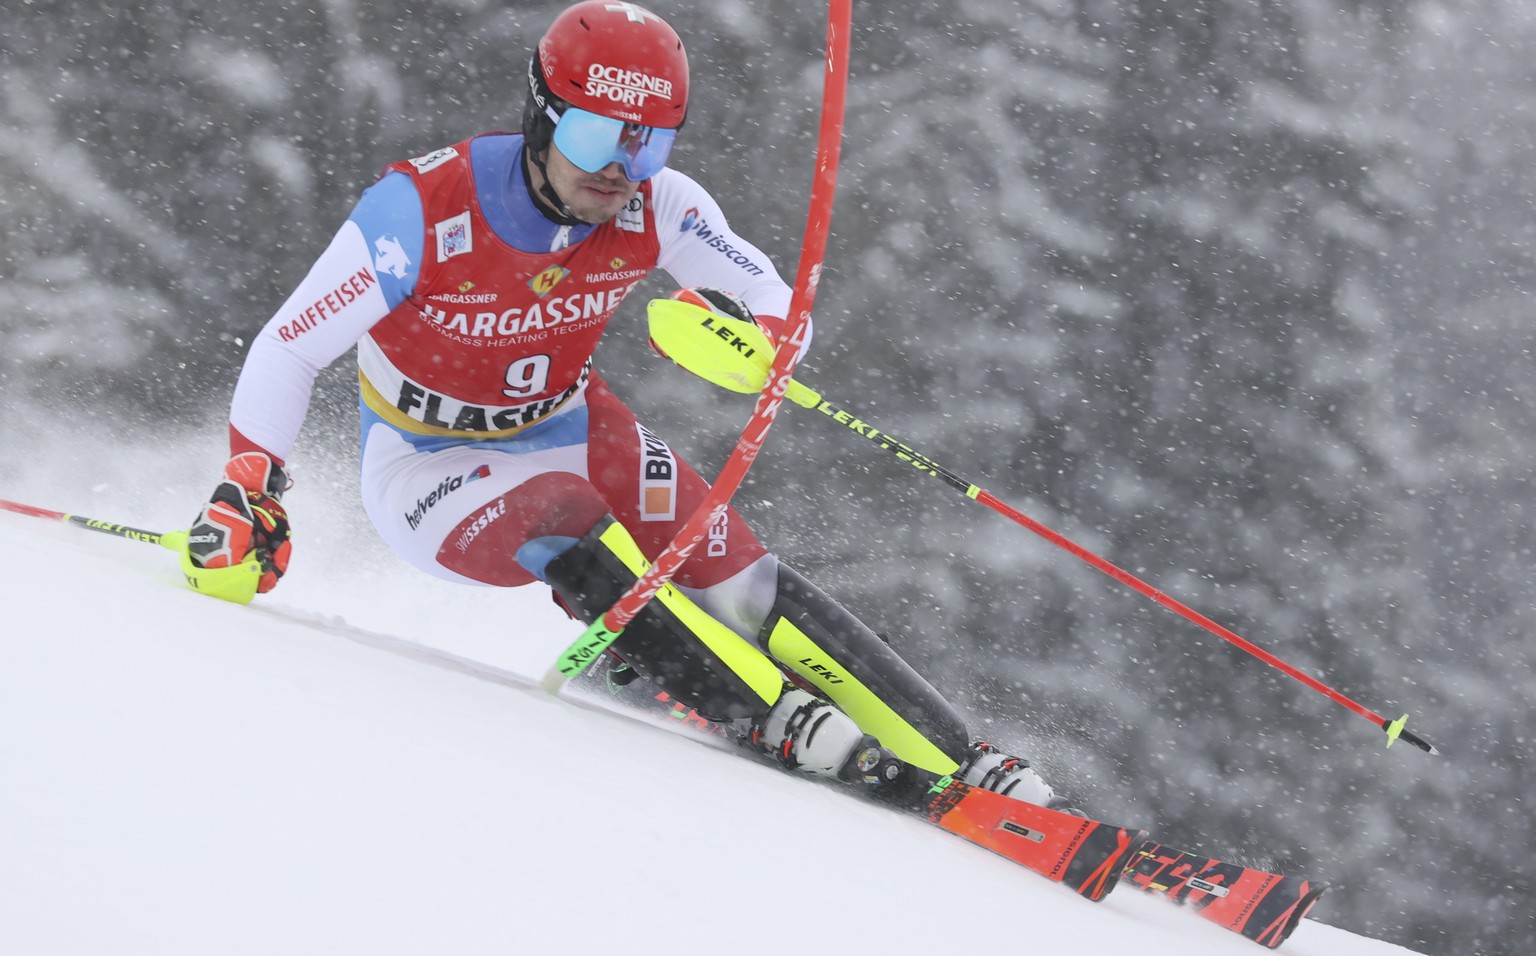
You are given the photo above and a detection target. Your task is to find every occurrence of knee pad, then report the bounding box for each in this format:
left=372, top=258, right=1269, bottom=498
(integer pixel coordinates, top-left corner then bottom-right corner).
left=541, top=515, right=784, bottom=721
left=759, top=564, right=971, bottom=776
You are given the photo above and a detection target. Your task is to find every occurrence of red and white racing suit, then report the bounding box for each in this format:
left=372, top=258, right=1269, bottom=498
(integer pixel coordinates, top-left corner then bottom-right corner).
left=225, top=134, right=803, bottom=638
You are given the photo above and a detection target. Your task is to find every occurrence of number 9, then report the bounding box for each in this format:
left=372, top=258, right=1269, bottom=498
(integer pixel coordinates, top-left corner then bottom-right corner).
left=503, top=355, right=551, bottom=398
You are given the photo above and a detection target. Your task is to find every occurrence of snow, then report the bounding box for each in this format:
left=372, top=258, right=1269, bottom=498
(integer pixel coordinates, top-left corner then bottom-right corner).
left=0, top=477, right=1424, bottom=956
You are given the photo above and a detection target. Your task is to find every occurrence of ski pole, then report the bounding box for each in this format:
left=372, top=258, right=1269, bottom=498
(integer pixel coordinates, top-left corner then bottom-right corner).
left=793, top=386, right=1438, bottom=755
left=539, top=0, right=854, bottom=692
left=0, top=497, right=188, bottom=550
left=0, top=496, right=264, bottom=604
left=641, top=307, right=1442, bottom=756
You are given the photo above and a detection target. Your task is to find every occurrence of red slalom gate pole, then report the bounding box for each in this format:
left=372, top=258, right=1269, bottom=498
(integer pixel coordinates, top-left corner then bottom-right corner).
left=541, top=0, right=854, bottom=691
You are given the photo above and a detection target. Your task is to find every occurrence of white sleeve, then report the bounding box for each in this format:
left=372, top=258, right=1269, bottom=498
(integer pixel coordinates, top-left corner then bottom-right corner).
left=651, top=169, right=802, bottom=337
left=228, top=219, right=392, bottom=460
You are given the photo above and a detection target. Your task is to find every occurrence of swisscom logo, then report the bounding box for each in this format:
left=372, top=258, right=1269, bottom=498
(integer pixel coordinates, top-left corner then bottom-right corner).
left=676, top=207, right=764, bottom=277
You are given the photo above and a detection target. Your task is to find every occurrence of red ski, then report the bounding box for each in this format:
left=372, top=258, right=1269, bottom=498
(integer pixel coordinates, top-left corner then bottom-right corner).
left=917, top=775, right=1146, bottom=902
left=575, top=672, right=1327, bottom=947
left=1124, top=840, right=1329, bottom=948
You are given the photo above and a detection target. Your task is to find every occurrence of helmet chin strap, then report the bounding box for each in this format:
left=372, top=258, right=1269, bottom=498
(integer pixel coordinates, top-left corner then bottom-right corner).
left=523, top=146, right=588, bottom=227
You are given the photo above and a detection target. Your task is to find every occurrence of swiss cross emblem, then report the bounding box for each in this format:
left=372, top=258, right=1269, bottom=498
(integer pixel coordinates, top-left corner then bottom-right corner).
left=604, top=2, right=660, bottom=24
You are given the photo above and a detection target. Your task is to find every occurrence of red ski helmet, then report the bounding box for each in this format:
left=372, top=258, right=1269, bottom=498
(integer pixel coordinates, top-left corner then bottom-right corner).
left=526, top=1, right=689, bottom=136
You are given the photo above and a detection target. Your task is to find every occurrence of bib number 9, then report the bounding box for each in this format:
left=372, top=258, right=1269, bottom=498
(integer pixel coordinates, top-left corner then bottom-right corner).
left=503, top=356, right=551, bottom=398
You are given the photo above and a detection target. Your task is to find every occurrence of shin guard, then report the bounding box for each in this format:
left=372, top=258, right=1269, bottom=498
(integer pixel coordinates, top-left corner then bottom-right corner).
left=760, top=564, right=971, bottom=776
left=542, top=516, right=784, bottom=721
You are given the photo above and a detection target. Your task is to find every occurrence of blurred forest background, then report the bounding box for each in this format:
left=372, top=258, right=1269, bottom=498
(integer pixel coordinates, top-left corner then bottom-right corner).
left=2, top=1, right=1533, bottom=952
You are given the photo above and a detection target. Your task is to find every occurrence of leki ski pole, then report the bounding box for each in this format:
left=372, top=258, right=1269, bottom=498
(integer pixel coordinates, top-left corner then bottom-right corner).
left=642, top=301, right=1441, bottom=756
left=0, top=497, right=186, bottom=549
left=0, top=497, right=264, bottom=604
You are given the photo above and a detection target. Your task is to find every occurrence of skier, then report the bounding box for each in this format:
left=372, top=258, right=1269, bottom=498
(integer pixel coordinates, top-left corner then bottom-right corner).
left=185, top=0, right=1063, bottom=808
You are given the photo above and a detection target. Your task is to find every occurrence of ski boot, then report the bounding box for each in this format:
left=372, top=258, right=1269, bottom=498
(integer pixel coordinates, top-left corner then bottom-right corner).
left=746, top=688, right=925, bottom=800
left=956, top=741, right=1079, bottom=812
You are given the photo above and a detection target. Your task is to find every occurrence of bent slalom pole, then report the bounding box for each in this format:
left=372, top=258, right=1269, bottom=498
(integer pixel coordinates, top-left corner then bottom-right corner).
left=642, top=303, right=1442, bottom=757
left=0, top=496, right=265, bottom=604
left=540, top=0, right=854, bottom=692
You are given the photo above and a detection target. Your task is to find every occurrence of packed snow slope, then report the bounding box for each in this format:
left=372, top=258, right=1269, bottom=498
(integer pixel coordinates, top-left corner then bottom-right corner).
left=1, top=494, right=1424, bottom=955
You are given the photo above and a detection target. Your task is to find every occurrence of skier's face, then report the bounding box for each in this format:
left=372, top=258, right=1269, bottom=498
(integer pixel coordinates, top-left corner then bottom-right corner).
left=542, top=145, right=641, bottom=224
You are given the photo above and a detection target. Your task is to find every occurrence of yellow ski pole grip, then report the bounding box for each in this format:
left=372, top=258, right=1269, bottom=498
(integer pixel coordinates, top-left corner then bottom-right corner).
left=647, top=297, right=775, bottom=393
left=0, top=496, right=262, bottom=605
left=177, top=547, right=264, bottom=605
left=647, top=298, right=823, bottom=409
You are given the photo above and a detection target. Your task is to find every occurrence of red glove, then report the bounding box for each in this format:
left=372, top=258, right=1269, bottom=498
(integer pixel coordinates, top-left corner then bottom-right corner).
left=187, top=452, right=292, bottom=593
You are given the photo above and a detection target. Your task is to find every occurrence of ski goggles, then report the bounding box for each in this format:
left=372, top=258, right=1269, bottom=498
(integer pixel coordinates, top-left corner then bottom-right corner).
left=549, top=104, right=678, bottom=182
